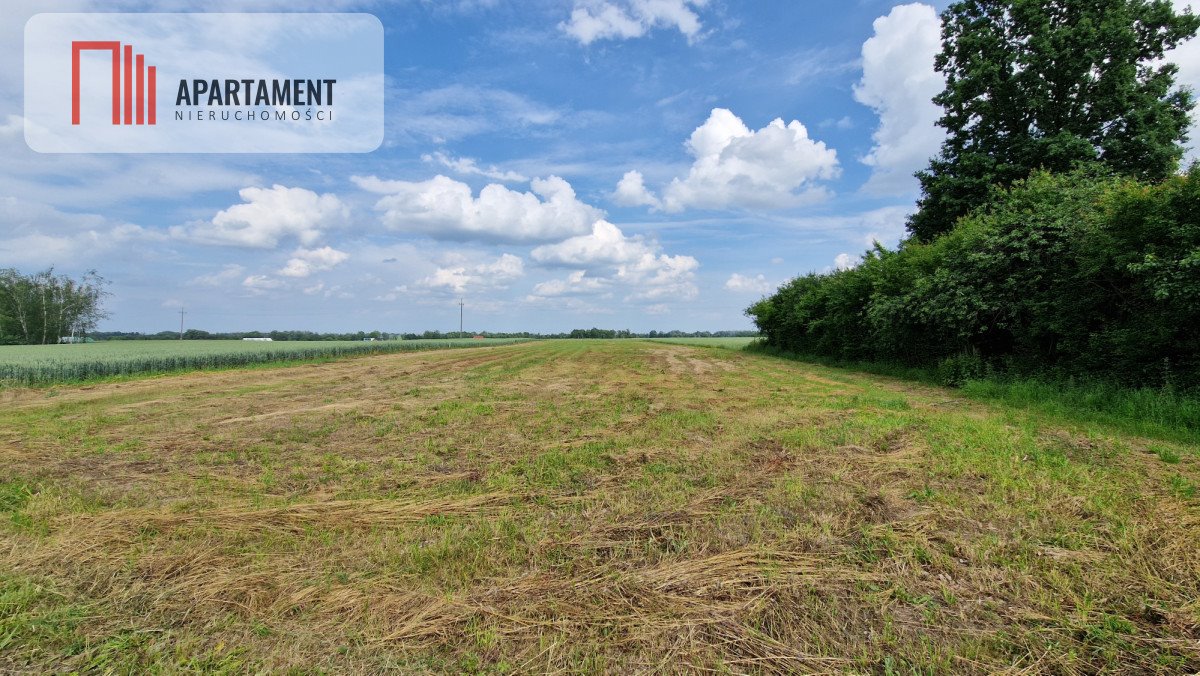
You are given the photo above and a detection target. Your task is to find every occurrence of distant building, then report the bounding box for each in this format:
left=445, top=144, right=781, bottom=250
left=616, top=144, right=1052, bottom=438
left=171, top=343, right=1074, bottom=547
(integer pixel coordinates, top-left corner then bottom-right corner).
left=242, top=337, right=273, bottom=342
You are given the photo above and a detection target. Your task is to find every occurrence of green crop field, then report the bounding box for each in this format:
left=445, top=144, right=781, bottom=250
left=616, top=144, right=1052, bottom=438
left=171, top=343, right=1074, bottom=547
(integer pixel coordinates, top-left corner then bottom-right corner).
left=1, top=340, right=1197, bottom=673
left=0, top=339, right=529, bottom=385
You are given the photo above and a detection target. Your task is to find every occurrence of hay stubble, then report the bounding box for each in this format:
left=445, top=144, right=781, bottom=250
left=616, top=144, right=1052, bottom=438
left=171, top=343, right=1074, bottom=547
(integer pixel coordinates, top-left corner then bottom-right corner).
left=1, top=340, right=1198, bottom=673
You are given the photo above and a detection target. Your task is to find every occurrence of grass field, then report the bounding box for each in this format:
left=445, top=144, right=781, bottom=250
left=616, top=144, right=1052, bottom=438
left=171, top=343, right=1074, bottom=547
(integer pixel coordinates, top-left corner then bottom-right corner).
left=644, top=337, right=759, bottom=349
left=1, top=340, right=1197, bottom=672
left=0, top=339, right=528, bottom=386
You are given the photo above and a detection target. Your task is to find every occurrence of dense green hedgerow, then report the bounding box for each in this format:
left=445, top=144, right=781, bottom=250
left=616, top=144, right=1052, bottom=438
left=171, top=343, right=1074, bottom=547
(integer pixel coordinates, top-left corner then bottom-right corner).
left=747, top=166, right=1200, bottom=389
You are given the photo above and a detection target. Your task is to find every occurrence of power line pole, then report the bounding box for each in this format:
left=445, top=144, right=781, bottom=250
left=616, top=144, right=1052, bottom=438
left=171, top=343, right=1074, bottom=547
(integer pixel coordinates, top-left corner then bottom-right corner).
left=179, top=306, right=186, bottom=340
left=458, top=298, right=464, bottom=336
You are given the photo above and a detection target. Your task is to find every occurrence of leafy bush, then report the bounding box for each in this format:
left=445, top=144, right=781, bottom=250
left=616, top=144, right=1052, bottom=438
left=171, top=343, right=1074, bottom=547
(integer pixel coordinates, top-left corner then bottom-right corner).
left=936, top=352, right=989, bottom=387
left=747, top=165, right=1200, bottom=390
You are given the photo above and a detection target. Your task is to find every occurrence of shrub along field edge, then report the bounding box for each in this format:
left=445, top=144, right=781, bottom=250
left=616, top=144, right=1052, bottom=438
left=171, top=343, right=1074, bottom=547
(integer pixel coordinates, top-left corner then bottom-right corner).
left=747, top=167, right=1200, bottom=392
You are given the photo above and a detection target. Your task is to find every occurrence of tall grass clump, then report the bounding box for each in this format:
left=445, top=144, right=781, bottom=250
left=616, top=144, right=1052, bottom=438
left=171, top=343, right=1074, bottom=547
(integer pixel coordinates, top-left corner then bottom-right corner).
left=960, top=378, right=1200, bottom=443
left=745, top=343, right=1200, bottom=443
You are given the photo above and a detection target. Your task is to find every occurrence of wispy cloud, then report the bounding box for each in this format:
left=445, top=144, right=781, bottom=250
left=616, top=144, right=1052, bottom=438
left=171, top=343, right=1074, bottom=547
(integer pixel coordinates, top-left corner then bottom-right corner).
left=422, top=151, right=528, bottom=183
left=559, top=0, right=710, bottom=45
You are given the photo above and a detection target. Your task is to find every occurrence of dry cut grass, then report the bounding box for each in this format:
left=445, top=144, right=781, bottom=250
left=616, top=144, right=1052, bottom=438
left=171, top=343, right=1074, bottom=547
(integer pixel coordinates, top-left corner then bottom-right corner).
left=1, top=340, right=1198, bottom=673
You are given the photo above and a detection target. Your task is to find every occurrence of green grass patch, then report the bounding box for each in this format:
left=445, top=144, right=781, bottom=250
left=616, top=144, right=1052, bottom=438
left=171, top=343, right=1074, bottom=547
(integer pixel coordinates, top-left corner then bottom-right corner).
left=642, top=337, right=760, bottom=349
left=749, top=344, right=1200, bottom=444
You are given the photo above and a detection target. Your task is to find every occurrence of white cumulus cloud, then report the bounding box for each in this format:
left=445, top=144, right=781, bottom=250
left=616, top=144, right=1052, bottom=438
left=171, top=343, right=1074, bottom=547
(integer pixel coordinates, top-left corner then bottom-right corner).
left=530, top=270, right=611, bottom=297
left=532, top=219, right=655, bottom=267
left=620, top=251, right=699, bottom=300
left=242, top=274, right=284, bottom=293
left=560, top=0, right=708, bottom=45
left=531, top=220, right=699, bottom=301
left=612, top=170, right=662, bottom=208
left=620, top=108, right=839, bottom=213
left=278, top=246, right=350, bottom=278
left=354, top=174, right=604, bottom=243
left=724, top=273, right=772, bottom=294
left=834, top=252, right=860, bottom=271
left=174, top=185, right=347, bottom=249
left=420, top=253, right=525, bottom=294
left=854, top=3, right=946, bottom=195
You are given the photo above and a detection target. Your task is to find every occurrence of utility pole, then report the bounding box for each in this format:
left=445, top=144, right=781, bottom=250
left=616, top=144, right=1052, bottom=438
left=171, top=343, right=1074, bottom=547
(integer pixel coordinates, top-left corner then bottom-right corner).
left=179, top=306, right=186, bottom=340
left=458, top=298, right=464, bottom=337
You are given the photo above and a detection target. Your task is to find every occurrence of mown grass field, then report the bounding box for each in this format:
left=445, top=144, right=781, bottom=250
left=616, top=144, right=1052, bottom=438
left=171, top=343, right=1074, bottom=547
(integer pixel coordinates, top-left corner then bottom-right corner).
left=1, top=340, right=1197, bottom=673
left=0, top=339, right=527, bottom=386
left=643, top=337, right=759, bottom=349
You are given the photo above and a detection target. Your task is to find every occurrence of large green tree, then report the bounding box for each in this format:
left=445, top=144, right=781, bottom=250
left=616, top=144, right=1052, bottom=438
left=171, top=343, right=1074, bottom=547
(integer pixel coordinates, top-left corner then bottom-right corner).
left=0, top=268, right=109, bottom=345
left=908, top=0, right=1199, bottom=242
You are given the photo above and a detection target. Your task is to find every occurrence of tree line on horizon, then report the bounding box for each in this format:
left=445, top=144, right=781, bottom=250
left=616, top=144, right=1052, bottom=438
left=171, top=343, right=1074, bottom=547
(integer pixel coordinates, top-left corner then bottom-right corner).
left=748, top=0, right=1200, bottom=390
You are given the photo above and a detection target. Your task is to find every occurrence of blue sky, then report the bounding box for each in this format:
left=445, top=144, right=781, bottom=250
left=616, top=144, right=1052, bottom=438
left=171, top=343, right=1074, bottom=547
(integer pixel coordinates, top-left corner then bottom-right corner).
left=3, top=0, right=1197, bottom=334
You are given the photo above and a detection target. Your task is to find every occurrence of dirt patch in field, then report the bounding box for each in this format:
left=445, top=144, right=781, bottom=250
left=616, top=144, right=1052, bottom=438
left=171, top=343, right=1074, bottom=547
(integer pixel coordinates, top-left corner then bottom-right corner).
left=650, top=344, right=736, bottom=383
left=799, top=373, right=848, bottom=387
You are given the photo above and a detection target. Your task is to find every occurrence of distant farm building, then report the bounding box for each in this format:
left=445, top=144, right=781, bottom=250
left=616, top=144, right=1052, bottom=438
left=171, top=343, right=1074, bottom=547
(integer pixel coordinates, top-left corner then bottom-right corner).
left=242, top=337, right=273, bottom=342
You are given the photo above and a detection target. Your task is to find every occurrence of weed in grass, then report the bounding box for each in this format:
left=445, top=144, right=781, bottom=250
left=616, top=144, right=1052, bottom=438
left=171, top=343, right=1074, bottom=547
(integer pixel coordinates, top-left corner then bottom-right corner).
left=1169, top=474, right=1197, bottom=499
left=1151, top=444, right=1182, bottom=464
left=0, top=479, right=34, bottom=514
left=0, top=575, right=88, bottom=665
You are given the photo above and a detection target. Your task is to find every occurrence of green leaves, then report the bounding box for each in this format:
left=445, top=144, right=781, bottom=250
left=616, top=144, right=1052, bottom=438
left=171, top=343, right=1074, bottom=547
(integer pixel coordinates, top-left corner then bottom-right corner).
left=910, top=0, right=1200, bottom=241
left=0, top=269, right=109, bottom=346
left=747, top=167, right=1200, bottom=389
